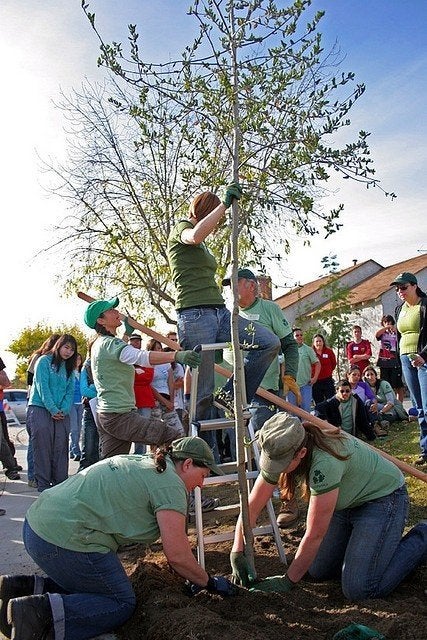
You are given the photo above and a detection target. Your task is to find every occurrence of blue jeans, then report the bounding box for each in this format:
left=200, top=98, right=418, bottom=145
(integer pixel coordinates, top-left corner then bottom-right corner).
left=134, top=407, right=152, bottom=454
left=78, top=406, right=100, bottom=470
left=287, top=384, right=313, bottom=413
left=26, top=423, right=35, bottom=481
left=177, top=306, right=280, bottom=418
left=401, top=354, right=427, bottom=459
left=23, top=520, right=136, bottom=640
left=308, top=485, right=427, bottom=600
left=69, top=403, right=83, bottom=457
left=248, top=391, right=279, bottom=433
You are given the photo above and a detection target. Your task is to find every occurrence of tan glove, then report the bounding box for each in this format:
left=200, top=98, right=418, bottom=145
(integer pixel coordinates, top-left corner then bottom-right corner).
left=282, top=374, right=302, bottom=406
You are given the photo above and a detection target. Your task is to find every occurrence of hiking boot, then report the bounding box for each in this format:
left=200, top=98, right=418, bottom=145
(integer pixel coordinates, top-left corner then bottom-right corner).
left=414, top=456, right=427, bottom=466
left=5, top=469, right=20, bottom=481
left=373, top=422, right=388, bottom=437
left=0, top=575, right=39, bottom=638
left=276, top=498, right=299, bottom=528
left=8, top=594, right=53, bottom=640
left=27, top=480, right=38, bottom=489
left=13, top=459, right=23, bottom=472
left=0, top=509, right=5, bottom=516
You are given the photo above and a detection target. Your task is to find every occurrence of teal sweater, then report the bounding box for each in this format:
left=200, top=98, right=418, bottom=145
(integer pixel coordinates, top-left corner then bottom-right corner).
left=29, top=354, right=75, bottom=416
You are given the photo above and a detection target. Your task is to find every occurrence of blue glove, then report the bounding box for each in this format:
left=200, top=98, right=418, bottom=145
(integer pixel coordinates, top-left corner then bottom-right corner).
left=222, top=182, right=242, bottom=208
left=175, top=350, right=202, bottom=368
left=185, top=575, right=237, bottom=597
left=122, top=316, right=134, bottom=336
left=230, top=551, right=256, bottom=587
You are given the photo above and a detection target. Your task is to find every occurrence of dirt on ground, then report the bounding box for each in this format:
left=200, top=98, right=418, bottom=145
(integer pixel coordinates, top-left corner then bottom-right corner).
left=116, top=486, right=427, bottom=640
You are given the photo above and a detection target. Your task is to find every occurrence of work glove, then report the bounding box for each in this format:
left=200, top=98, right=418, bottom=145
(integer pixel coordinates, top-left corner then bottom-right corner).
left=230, top=551, right=256, bottom=587
left=175, top=350, right=202, bottom=368
left=122, top=316, right=134, bottom=337
left=282, top=374, right=302, bottom=406
left=222, top=182, right=242, bottom=208
left=249, top=574, right=295, bottom=593
left=185, top=575, right=237, bottom=597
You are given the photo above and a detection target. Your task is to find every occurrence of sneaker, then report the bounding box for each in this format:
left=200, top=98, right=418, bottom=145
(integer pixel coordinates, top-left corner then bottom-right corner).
left=7, top=594, right=53, bottom=640
left=0, top=575, right=38, bottom=638
left=276, top=498, right=299, bottom=528
left=414, top=456, right=427, bottom=466
left=5, top=469, right=20, bottom=481
left=188, top=496, right=220, bottom=516
left=0, top=509, right=5, bottom=516
left=13, top=459, right=23, bottom=472
left=373, top=422, right=388, bottom=437
left=27, top=479, right=38, bottom=489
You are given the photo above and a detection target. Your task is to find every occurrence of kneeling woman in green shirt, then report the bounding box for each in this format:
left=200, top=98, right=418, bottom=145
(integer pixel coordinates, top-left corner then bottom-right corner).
left=231, top=413, right=427, bottom=600
left=1, top=437, right=236, bottom=640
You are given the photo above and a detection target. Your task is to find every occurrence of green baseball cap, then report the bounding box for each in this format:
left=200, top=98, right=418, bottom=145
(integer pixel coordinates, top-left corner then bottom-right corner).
left=84, top=297, right=119, bottom=329
left=171, top=436, right=223, bottom=475
left=258, top=413, right=306, bottom=477
left=390, top=272, right=417, bottom=286
left=222, top=268, right=257, bottom=286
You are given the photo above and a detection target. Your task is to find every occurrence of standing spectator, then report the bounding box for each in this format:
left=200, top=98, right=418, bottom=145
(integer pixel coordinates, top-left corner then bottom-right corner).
left=27, top=335, right=78, bottom=492
left=130, top=333, right=156, bottom=455
left=26, top=334, right=60, bottom=488
left=69, top=354, right=83, bottom=462
left=346, top=325, right=372, bottom=373
left=375, top=315, right=404, bottom=402
left=165, top=330, right=186, bottom=425
left=0, top=357, right=21, bottom=472
left=392, top=272, right=427, bottom=465
left=84, top=297, right=199, bottom=458
left=288, top=328, right=320, bottom=413
left=167, top=184, right=280, bottom=421
left=77, top=348, right=99, bottom=470
left=315, top=378, right=376, bottom=441
left=0, top=358, right=21, bottom=482
left=311, top=334, right=337, bottom=404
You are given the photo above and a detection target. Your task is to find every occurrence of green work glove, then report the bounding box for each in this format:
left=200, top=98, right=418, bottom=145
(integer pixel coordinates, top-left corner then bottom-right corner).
left=249, top=574, right=295, bottom=593
left=175, top=350, right=202, bottom=368
left=222, top=182, right=242, bottom=208
left=230, top=552, right=256, bottom=587
left=122, top=316, right=134, bottom=336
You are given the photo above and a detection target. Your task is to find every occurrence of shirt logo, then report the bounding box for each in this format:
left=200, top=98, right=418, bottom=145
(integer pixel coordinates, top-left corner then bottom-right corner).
left=312, top=469, right=325, bottom=484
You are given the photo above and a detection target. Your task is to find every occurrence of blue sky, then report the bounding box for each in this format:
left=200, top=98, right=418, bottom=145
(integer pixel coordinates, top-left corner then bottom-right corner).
left=1, top=0, right=426, bottom=369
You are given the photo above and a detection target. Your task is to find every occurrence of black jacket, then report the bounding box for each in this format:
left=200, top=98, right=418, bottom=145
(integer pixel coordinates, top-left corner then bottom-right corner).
left=315, top=395, right=376, bottom=441
left=395, top=295, right=427, bottom=361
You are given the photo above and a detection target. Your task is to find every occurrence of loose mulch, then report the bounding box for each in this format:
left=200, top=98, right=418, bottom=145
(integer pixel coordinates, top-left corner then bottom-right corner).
left=116, top=492, right=426, bottom=640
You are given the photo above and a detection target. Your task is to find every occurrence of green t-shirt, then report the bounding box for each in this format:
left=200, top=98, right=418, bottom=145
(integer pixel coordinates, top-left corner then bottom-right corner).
left=167, top=220, right=224, bottom=310
left=397, top=302, right=421, bottom=355
left=296, top=343, right=319, bottom=386
left=309, top=434, right=403, bottom=509
left=339, top=398, right=354, bottom=434
left=239, top=297, right=291, bottom=391
left=91, top=335, right=136, bottom=413
left=26, top=456, right=188, bottom=553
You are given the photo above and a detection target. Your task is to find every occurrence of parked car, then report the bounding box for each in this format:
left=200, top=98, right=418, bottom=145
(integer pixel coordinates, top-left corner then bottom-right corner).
left=3, top=389, right=27, bottom=424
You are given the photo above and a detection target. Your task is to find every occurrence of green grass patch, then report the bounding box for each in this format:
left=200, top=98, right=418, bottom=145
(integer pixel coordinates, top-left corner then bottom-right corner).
left=373, top=420, right=427, bottom=526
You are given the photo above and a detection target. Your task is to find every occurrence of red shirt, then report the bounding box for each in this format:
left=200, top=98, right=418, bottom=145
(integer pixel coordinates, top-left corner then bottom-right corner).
left=133, top=366, right=155, bottom=409
left=313, top=346, right=337, bottom=380
left=346, top=339, right=372, bottom=374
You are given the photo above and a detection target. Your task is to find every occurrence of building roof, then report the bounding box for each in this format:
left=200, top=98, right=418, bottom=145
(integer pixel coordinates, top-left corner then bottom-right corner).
left=275, top=260, right=379, bottom=309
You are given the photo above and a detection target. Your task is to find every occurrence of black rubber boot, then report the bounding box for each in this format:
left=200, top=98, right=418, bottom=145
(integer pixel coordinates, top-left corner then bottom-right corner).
left=8, top=594, right=54, bottom=640
left=0, top=575, right=36, bottom=639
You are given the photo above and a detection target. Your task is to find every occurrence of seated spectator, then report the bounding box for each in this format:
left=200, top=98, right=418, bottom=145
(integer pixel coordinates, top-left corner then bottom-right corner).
left=346, top=365, right=386, bottom=437
left=346, top=325, right=372, bottom=373
left=315, top=379, right=376, bottom=441
left=375, top=315, right=404, bottom=402
left=362, top=366, right=409, bottom=424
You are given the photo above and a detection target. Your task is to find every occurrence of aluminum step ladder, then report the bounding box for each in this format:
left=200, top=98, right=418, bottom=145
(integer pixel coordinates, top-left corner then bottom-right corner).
left=189, top=342, right=287, bottom=568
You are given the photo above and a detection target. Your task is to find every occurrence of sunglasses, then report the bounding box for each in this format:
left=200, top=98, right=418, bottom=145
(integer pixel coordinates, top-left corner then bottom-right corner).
left=395, top=285, right=409, bottom=291
left=338, top=389, right=351, bottom=394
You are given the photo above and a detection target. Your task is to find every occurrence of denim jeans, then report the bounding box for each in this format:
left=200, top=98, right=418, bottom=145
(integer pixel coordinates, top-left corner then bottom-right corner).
left=134, top=407, right=152, bottom=454
left=69, top=403, right=83, bottom=457
left=78, top=406, right=100, bottom=470
left=177, top=306, right=280, bottom=418
left=312, top=377, right=336, bottom=404
left=287, top=384, right=313, bottom=413
left=248, top=391, right=279, bottom=433
left=400, top=354, right=427, bottom=459
left=308, top=485, right=427, bottom=600
left=23, top=520, right=136, bottom=640
left=26, top=423, right=35, bottom=481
